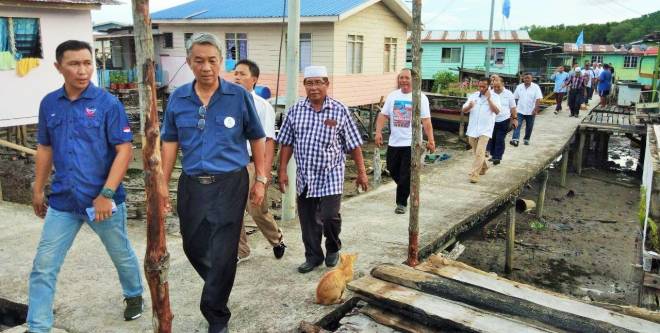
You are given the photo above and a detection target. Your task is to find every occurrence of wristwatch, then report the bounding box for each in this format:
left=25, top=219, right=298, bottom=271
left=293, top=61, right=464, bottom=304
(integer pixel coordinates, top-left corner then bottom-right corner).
left=255, top=175, right=268, bottom=185
left=100, top=187, right=115, bottom=199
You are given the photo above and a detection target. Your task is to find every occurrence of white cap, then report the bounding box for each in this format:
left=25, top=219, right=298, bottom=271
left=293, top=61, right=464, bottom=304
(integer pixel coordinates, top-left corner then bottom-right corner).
left=575, top=67, right=582, bottom=72
left=304, top=65, right=328, bottom=79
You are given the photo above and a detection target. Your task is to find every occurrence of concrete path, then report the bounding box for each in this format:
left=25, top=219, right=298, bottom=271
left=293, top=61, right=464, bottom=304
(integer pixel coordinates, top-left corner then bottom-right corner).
left=0, top=106, right=585, bottom=332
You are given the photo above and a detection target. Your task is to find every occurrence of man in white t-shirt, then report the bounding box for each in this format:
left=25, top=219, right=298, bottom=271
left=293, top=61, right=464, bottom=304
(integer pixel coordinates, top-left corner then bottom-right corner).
left=487, top=75, right=517, bottom=165
left=582, top=62, right=596, bottom=106
left=462, top=77, right=501, bottom=183
left=375, top=68, right=435, bottom=214
left=511, top=73, right=543, bottom=146
left=233, top=59, right=286, bottom=262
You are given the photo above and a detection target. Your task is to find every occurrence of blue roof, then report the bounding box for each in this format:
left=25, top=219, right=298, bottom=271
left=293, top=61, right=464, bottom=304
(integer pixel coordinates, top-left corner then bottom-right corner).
left=151, top=0, right=369, bottom=20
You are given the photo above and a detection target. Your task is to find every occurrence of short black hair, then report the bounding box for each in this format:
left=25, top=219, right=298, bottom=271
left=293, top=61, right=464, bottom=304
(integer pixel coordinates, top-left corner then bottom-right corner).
left=235, top=59, right=260, bottom=79
left=479, top=77, right=491, bottom=85
left=56, top=40, right=93, bottom=63
left=603, top=63, right=610, bottom=69
left=523, top=72, right=533, bottom=77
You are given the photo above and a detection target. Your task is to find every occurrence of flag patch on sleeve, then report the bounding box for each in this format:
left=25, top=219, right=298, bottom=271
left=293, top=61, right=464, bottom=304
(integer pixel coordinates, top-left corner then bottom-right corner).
left=123, top=126, right=131, bottom=133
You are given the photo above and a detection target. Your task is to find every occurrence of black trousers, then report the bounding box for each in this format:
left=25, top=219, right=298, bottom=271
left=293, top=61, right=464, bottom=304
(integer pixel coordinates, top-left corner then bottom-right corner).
left=177, top=168, right=248, bottom=332
left=568, top=89, right=583, bottom=116
left=297, top=188, right=342, bottom=264
left=487, top=118, right=510, bottom=160
left=386, top=146, right=411, bottom=207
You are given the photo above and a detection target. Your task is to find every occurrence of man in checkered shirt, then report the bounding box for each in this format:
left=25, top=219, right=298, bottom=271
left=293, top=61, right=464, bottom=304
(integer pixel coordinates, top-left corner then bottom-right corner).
left=277, top=65, right=368, bottom=274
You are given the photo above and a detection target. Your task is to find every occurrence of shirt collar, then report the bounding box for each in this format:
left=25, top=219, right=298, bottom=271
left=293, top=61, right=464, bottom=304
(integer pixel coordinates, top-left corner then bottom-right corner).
left=304, top=96, right=331, bottom=113
left=182, top=78, right=236, bottom=106
left=55, top=82, right=101, bottom=100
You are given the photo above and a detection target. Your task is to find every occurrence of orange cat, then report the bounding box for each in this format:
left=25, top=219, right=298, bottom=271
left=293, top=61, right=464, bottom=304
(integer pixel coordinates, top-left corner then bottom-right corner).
left=315, top=253, right=358, bottom=305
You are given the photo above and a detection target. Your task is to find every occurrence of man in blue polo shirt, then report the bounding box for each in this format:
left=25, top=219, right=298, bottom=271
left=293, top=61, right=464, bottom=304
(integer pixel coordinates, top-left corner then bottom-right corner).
left=28, top=40, right=143, bottom=333
left=160, top=33, right=266, bottom=333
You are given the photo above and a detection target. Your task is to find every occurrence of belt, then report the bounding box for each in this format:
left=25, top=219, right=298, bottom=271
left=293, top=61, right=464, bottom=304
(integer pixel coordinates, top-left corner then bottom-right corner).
left=191, top=175, right=219, bottom=185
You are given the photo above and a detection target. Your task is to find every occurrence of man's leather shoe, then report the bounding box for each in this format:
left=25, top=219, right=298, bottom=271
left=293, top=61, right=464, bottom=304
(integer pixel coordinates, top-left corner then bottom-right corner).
left=325, top=252, right=339, bottom=267
left=298, top=260, right=321, bottom=273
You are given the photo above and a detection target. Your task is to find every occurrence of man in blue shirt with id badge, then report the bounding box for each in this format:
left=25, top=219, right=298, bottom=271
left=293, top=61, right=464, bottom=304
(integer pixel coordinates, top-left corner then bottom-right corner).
left=27, top=40, right=143, bottom=333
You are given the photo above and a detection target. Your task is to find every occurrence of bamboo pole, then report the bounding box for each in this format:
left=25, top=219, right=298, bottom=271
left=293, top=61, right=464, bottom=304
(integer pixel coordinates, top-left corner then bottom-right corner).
left=0, top=138, right=36, bottom=155
left=131, top=1, right=173, bottom=331
left=407, top=0, right=422, bottom=267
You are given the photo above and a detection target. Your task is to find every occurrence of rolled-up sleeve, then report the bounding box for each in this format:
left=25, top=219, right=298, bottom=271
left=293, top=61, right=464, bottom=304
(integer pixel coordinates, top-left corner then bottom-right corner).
left=37, top=99, right=50, bottom=146
left=160, top=97, right=178, bottom=142
left=276, top=108, right=295, bottom=146
left=340, top=108, right=363, bottom=153
left=106, top=99, right=133, bottom=145
left=243, top=91, right=266, bottom=140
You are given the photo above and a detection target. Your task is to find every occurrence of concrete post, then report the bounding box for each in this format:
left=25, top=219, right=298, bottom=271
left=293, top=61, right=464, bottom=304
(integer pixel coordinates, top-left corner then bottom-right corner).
left=537, top=169, right=549, bottom=220
left=505, top=198, right=516, bottom=274
left=281, top=0, right=300, bottom=222
left=560, top=148, right=569, bottom=187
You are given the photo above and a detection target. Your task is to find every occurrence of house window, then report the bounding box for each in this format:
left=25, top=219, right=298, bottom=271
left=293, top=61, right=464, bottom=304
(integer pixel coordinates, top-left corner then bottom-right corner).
left=225, top=33, right=247, bottom=71
left=490, top=47, right=505, bottom=65
left=184, top=32, right=193, bottom=47
left=346, top=34, right=363, bottom=74
left=299, top=33, right=311, bottom=72
left=441, top=47, right=461, bottom=63
left=623, top=55, right=638, bottom=68
left=110, top=39, right=123, bottom=68
left=591, top=55, right=603, bottom=64
left=162, top=32, right=173, bottom=49
left=406, top=48, right=412, bottom=62
left=383, top=37, right=397, bottom=72
left=0, top=17, right=42, bottom=58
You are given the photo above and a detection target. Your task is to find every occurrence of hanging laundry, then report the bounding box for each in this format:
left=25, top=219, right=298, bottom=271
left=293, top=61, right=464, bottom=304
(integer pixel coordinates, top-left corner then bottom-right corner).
left=16, top=57, right=39, bottom=77
left=0, top=51, right=16, bottom=70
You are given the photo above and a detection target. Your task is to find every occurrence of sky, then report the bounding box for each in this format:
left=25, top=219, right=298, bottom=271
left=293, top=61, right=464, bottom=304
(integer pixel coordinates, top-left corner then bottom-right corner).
left=92, top=0, right=660, bottom=30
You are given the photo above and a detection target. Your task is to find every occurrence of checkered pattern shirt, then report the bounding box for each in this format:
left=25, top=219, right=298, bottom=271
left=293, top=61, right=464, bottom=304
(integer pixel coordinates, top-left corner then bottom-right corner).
left=277, top=97, right=363, bottom=198
left=566, top=74, right=586, bottom=91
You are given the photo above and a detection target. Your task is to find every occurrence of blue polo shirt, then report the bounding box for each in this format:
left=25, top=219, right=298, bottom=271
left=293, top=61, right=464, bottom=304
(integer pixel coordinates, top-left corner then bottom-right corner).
left=161, top=79, right=265, bottom=175
left=551, top=71, right=569, bottom=93
left=37, top=83, right=132, bottom=214
left=598, top=70, right=612, bottom=92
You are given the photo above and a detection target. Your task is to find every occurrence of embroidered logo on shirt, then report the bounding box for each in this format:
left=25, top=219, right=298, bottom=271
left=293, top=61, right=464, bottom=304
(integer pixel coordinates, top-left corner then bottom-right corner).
left=324, top=118, right=337, bottom=127
left=123, top=126, right=131, bottom=133
left=224, top=116, right=236, bottom=129
left=84, top=107, right=96, bottom=118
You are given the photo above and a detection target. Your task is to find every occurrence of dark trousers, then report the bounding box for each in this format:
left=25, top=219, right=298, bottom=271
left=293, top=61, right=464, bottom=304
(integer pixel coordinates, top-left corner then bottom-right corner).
left=554, top=92, right=565, bottom=110
left=568, top=89, right=583, bottom=116
left=386, top=146, right=411, bottom=207
left=487, top=118, right=510, bottom=160
left=297, top=189, right=342, bottom=264
left=586, top=86, right=594, bottom=102
left=177, top=168, right=249, bottom=332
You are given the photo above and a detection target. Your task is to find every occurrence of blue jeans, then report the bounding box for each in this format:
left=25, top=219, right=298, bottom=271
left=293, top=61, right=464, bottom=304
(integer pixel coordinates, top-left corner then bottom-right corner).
left=27, top=203, right=143, bottom=332
left=512, top=114, right=535, bottom=141
left=487, top=118, right=510, bottom=160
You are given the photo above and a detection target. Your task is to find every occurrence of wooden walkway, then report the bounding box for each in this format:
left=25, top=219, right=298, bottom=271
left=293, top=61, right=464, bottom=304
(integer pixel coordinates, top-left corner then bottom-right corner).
left=0, top=104, right=588, bottom=332
left=580, top=104, right=642, bottom=134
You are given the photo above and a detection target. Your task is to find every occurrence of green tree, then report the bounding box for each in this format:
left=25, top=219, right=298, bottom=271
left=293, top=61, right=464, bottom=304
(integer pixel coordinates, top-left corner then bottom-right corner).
left=432, top=71, right=458, bottom=93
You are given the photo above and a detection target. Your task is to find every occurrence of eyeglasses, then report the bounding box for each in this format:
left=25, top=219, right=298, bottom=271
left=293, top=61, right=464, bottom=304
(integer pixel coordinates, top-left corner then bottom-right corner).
left=198, top=105, right=207, bottom=130
left=303, top=80, right=326, bottom=87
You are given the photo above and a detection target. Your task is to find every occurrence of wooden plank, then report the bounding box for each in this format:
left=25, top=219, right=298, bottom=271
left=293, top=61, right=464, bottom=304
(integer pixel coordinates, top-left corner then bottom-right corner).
left=349, top=277, right=557, bottom=333
left=360, top=305, right=439, bottom=333
left=643, top=272, right=660, bottom=290
left=370, top=262, right=660, bottom=333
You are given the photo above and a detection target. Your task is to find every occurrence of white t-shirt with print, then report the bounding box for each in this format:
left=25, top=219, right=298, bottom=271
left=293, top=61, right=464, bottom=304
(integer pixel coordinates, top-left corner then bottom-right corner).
left=381, top=89, right=431, bottom=147
left=494, top=88, right=516, bottom=122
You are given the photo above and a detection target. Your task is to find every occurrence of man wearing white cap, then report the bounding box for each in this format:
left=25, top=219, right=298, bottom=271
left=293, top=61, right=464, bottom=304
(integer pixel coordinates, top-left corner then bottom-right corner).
left=277, top=65, right=368, bottom=273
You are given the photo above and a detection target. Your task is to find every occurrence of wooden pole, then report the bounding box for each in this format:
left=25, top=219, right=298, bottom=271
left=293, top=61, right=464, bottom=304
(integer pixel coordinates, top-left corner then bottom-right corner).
left=560, top=148, right=569, bottom=187
left=0, top=138, right=36, bottom=155
left=505, top=198, right=516, bottom=274
left=536, top=169, right=549, bottom=220
left=577, top=130, right=586, bottom=176
left=131, top=1, right=173, bottom=331
left=407, top=0, right=422, bottom=267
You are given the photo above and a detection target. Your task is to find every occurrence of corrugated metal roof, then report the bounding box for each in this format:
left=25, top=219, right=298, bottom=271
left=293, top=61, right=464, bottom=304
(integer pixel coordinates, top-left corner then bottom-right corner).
left=151, top=0, right=369, bottom=20
left=422, top=30, right=531, bottom=42
left=563, top=43, right=657, bottom=54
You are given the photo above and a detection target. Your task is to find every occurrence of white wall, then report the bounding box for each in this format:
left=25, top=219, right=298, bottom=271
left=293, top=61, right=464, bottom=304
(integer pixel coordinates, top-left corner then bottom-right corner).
left=0, top=6, right=96, bottom=127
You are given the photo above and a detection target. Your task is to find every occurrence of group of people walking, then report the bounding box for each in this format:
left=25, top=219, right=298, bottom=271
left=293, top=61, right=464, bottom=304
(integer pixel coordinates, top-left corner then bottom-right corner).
left=551, top=61, right=614, bottom=117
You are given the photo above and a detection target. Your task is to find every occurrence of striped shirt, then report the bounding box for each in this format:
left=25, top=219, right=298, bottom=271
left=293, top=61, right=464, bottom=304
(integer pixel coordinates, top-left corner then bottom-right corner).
left=277, top=97, right=363, bottom=198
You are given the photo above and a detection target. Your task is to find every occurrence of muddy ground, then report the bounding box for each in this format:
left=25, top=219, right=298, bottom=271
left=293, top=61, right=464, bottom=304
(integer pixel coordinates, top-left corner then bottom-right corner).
left=458, top=134, right=643, bottom=305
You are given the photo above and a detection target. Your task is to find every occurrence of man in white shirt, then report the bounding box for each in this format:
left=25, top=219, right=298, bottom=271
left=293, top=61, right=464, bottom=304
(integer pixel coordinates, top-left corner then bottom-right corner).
left=582, top=62, right=596, bottom=106
left=233, top=59, right=286, bottom=261
left=462, top=77, right=501, bottom=183
left=487, top=75, right=517, bottom=165
left=375, top=68, right=435, bottom=214
left=511, top=73, right=543, bottom=146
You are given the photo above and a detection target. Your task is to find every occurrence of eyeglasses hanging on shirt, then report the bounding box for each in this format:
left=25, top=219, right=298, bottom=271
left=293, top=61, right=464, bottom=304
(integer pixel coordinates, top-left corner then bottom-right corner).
left=198, top=105, right=207, bottom=130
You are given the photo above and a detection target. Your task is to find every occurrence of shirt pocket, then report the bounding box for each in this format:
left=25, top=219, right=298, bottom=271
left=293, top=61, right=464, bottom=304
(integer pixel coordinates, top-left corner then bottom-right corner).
left=320, top=121, right=340, bottom=150
left=75, top=115, right=103, bottom=142
left=46, top=116, right=63, bottom=144
left=215, top=114, right=241, bottom=142
left=175, top=117, right=199, bottom=149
